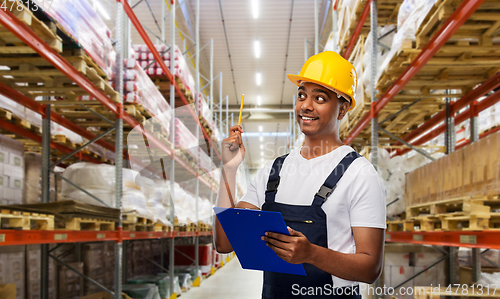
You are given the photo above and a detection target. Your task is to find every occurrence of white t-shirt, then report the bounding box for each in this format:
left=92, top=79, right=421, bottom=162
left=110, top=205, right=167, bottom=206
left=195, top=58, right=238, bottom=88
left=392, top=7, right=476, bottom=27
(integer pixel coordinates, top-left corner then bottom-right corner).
left=239, top=145, right=386, bottom=287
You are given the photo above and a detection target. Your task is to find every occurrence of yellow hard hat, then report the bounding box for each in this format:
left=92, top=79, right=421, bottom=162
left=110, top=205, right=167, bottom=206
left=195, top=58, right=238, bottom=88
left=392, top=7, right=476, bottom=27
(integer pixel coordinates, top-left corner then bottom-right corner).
left=287, top=51, right=357, bottom=110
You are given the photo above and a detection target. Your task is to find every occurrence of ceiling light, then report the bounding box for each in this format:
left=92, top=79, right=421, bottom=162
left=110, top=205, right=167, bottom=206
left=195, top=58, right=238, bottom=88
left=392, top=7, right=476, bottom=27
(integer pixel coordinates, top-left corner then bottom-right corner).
left=254, top=40, right=261, bottom=58
left=257, top=95, right=262, bottom=106
left=260, top=136, right=263, bottom=142
left=259, top=125, right=263, bottom=132
left=260, top=144, right=263, bottom=149
left=93, top=0, right=110, bottom=20
left=252, top=0, right=259, bottom=19
left=256, top=72, right=262, bottom=86
left=260, top=151, right=263, bottom=156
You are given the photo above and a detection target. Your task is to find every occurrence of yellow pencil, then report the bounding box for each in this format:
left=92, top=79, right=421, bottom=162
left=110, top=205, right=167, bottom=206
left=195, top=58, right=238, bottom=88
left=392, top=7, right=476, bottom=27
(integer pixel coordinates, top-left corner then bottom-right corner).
left=238, top=94, right=244, bottom=126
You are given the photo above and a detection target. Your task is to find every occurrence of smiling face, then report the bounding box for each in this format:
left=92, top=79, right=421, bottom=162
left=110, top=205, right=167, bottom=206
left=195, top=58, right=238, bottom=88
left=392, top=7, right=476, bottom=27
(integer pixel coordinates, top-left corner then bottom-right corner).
left=295, top=82, right=350, bottom=139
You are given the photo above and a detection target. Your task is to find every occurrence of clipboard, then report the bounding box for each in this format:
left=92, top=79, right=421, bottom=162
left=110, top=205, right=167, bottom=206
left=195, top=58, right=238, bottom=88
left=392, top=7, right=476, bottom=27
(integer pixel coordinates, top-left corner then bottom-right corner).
left=214, top=207, right=306, bottom=276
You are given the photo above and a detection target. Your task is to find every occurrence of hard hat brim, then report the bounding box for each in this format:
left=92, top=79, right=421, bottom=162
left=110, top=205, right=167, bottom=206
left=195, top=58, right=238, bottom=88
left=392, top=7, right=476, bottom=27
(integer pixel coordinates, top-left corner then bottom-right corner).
left=287, top=74, right=356, bottom=111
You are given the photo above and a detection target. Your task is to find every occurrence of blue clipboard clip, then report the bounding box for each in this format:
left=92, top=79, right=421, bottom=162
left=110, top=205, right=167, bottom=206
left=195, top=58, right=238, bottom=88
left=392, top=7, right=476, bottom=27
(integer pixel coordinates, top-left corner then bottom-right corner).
left=214, top=207, right=306, bottom=276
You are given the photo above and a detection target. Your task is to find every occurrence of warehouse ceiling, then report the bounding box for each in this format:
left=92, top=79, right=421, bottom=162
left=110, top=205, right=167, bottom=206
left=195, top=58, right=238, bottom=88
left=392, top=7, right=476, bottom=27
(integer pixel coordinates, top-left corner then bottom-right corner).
left=102, top=0, right=332, bottom=171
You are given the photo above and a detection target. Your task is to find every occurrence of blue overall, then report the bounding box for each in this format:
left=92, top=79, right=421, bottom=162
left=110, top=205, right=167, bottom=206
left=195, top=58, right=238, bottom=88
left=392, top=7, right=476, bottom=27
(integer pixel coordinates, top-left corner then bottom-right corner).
left=261, top=151, right=362, bottom=299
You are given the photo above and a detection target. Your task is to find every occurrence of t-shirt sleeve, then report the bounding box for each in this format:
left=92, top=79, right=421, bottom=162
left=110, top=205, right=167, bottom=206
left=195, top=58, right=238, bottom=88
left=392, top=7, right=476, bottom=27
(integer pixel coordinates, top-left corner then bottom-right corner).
left=349, top=164, right=387, bottom=229
left=238, top=161, right=272, bottom=209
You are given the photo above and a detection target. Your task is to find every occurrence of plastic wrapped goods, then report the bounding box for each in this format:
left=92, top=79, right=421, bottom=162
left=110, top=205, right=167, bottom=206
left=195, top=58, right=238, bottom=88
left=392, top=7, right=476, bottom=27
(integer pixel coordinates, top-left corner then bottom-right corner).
left=61, top=163, right=150, bottom=218
left=133, top=44, right=195, bottom=92
left=196, top=94, right=215, bottom=129
left=174, top=118, right=198, bottom=151
left=34, top=0, right=116, bottom=77
left=122, top=284, right=161, bottom=299
left=379, top=0, right=438, bottom=78
left=127, top=276, right=170, bottom=299
left=135, top=176, right=172, bottom=225
left=361, top=25, right=396, bottom=96
left=371, top=148, right=437, bottom=217
left=176, top=273, right=192, bottom=292
left=123, top=58, right=172, bottom=138
left=157, top=274, right=181, bottom=296
left=171, top=184, right=213, bottom=225
left=478, top=271, right=500, bottom=286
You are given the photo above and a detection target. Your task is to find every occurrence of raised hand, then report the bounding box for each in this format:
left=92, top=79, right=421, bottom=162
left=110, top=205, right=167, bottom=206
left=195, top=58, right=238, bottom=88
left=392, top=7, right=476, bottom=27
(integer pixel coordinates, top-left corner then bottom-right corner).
left=221, top=125, right=246, bottom=171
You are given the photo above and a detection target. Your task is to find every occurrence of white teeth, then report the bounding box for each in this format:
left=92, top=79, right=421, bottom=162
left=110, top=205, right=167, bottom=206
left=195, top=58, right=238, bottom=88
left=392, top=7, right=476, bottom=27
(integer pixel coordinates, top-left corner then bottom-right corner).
left=302, top=116, right=316, bottom=120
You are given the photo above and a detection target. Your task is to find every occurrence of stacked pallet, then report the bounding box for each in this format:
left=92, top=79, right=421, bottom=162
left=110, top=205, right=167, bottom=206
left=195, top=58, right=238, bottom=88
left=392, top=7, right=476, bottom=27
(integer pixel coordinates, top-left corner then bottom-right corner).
left=123, top=212, right=171, bottom=232
left=393, top=130, right=500, bottom=232
left=336, top=0, right=403, bottom=54
left=341, top=0, right=500, bottom=145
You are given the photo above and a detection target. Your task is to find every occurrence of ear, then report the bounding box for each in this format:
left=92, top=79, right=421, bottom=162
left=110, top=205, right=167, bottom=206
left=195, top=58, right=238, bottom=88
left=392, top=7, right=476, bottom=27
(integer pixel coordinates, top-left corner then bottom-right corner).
left=337, top=101, right=350, bottom=120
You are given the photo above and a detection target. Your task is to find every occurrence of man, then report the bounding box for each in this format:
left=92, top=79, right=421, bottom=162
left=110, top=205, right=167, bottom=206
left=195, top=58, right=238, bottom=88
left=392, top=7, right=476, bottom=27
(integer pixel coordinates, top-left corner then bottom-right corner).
left=215, top=51, right=386, bottom=298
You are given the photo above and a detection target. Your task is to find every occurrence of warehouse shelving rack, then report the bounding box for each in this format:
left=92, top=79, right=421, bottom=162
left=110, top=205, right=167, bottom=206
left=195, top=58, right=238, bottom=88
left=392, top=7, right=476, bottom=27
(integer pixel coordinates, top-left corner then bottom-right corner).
left=0, top=0, right=235, bottom=298
left=330, top=0, right=500, bottom=291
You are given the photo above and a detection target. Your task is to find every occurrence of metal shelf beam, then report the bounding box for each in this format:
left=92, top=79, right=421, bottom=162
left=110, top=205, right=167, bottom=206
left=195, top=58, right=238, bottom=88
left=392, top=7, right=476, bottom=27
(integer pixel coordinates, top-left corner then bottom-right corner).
left=386, top=231, right=500, bottom=250
left=0, top=230, right=212, bottom=246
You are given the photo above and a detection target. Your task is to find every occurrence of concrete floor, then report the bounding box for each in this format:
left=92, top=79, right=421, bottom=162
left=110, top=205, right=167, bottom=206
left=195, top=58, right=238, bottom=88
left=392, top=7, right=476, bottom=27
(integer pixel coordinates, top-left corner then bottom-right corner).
left=179, top=257, right=263, bottom=299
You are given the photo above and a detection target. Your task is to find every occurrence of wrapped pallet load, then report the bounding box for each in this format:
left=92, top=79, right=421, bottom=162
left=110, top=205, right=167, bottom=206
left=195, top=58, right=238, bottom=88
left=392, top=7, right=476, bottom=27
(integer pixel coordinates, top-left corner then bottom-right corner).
left=361, top=25, right=396, bottom=98
left=127, top=275, right=170, bottom=299
left=371, top=148, right=444, bottom=218
left=122, top=284, right=160, bottom=299
left=60, top=163, right=169, bottom=223
left=34, top=0, right=116, bottom=77
left=171, top=183, right=213, bottom=226
left=123, top=58, right=172, bottom=136
left=379, top=0, right=439, bottom=76
left=135, top=176, right=172, bottom=226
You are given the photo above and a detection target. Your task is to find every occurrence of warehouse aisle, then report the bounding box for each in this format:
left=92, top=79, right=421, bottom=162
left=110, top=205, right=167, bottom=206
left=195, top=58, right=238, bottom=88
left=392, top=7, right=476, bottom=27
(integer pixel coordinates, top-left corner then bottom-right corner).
left=181, top=257, right=263, bottom=299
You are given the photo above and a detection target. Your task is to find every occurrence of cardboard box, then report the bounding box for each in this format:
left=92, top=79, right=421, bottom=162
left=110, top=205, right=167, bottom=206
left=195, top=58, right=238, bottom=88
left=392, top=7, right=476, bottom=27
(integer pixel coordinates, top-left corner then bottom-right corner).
left=59, top=262, right=84, bottom=299
left=82, top=243, right=104, bottom=295
left=23, top=153, right=57, bottom=204
left=103, top=242, right=115, bottom=290
left=406, top=130, right=500, bottom=207
left=0, top=150, right=6, bottom=164
left=7, top=176, right=22, bottom=189
left=0, top=135, right=24, bottom=155
left=26, top=245, right=41, bottom=299
left=0, top=284, right=16, bottom=299
left=132, top=241, right=144, bottom=276
left=0, top=246, right=25, bottom=299
left=8, top=153, right=22, bottom=168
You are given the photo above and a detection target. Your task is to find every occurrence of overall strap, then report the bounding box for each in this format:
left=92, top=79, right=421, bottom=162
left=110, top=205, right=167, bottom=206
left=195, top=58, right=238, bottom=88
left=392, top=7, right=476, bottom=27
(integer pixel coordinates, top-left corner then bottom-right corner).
left=312, top=151, right=361, bottom=207
left=264, top=154, right=289, bottom=203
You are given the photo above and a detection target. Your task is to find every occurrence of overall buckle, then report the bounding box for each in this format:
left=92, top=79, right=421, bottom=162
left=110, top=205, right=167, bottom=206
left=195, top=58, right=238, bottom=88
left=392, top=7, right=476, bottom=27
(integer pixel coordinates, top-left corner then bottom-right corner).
left=265, top=177, right=281, bottom=193
left=315, top=185, right=334, bottom=200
